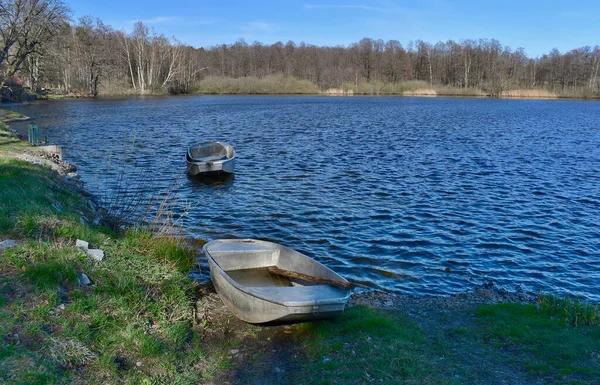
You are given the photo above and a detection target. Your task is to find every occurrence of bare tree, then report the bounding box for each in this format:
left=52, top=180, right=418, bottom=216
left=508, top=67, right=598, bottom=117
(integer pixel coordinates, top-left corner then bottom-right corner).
left=0, top=0, right=68, bottom=82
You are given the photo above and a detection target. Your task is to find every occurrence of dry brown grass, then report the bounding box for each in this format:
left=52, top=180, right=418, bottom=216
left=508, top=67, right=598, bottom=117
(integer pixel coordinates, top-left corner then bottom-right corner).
left=500, top=89, right=558, bottom=99
left=436, top=87, right=487, bottom=97
left=196, top=75, right=319, bottom=94
left=322, top=88, right=354, bottom=96
left=46, top=337, right=97, bottom=368
left=403, top=88, right=437, bottom=96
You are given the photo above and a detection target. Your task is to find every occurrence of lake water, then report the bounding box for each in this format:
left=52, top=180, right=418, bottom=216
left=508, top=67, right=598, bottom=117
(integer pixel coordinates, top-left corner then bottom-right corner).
left=8, top=96, right=600, bottom=301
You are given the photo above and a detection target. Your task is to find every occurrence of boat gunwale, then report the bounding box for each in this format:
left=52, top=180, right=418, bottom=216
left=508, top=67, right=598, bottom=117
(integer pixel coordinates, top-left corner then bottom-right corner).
left=186, top=141, right=236, bottom=164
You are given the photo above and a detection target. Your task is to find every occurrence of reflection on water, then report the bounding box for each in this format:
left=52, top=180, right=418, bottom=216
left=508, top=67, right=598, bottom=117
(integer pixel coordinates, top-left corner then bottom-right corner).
left=8, top=96, right=600, bottom=301
left=187, top=173, right=236, bottom=190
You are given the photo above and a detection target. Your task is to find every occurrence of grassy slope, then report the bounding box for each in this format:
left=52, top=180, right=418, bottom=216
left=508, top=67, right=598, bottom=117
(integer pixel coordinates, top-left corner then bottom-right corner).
left=295, top=304, right=600, bottom=385
left=0, top=124, right=215, bottom=384
left=0, top=109, right=26, bottom=121
left=0, top=157, right=214, bottom=384
left=1, top=119, right=599, bottom=385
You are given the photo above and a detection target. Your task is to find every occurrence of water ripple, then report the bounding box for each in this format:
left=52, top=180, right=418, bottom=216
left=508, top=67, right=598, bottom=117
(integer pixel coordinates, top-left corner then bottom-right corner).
left=10, top=96, right=600, bottom=301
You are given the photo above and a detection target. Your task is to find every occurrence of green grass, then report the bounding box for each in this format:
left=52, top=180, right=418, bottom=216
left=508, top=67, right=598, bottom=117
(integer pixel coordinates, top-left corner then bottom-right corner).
left=0, top=109, right=25, bottom=121
left=0, top=158, right=93, bottom=237
left=537, top=293, right=599, bottom=326
left=296, top=306, right=455, bottom=385
left=0, top=157, right=212, bottom=384
left=0, top=122, right=26, bottom=153
left=475, top=303, right=600, bottom=381
left=292, top=303, right=600, bottom=385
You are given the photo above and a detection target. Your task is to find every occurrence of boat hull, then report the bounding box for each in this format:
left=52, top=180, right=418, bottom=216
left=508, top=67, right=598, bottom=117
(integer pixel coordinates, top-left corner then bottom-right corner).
left=203, top=239, right=352, bottom=324
left=186, top=141, right=235, bottom=177
left=186, top=158, right=235, bottom=176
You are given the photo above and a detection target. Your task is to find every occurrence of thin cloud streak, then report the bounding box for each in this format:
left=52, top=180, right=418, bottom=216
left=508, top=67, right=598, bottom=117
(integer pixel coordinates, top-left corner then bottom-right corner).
left=126, top=16, right=180, bottom=25
left=248, top=22, right=272, bottom=32
left=304, top=4, right=386, bottom=12
left=125, top=16, right=218, bottom=27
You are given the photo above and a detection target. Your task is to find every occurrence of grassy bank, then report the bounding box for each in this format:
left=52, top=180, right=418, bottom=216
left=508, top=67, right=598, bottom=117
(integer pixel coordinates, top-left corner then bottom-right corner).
left=293, top=299, right=600, bottom=385
left=1, top=120, right=599, bottom=385
left=1, top=109, right=28, bottom=122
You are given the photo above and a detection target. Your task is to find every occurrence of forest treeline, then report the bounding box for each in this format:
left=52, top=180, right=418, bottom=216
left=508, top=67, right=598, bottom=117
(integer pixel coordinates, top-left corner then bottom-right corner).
left=1, top=0, right=599, bottom=101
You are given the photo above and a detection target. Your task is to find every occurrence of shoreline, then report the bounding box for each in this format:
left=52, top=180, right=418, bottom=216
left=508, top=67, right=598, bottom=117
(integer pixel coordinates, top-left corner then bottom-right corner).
left=21, top=90, right=600, bottom=102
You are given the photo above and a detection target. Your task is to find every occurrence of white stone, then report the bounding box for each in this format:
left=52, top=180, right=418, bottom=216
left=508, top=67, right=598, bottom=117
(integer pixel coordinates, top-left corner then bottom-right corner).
left=87, top=249, right=104, bottom=261
left=75, top=239, right=89, bottom=251
left=0, top=239, right=16, bottom=250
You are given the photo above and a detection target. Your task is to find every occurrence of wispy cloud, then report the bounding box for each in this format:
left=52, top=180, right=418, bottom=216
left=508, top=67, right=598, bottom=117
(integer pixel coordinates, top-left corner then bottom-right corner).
left=249, top=22, right=272, bottom=31
left=125, top=16, right=218, bottom=26
left=240, top=21, right=276, bottom=33
left=304, top=4, right=386, bottom=12
left=126, top=16, right=180, bottom=25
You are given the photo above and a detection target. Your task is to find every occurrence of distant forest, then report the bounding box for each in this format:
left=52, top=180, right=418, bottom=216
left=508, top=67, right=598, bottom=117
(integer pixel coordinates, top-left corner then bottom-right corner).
left=1, top=0, right=600, bottom=100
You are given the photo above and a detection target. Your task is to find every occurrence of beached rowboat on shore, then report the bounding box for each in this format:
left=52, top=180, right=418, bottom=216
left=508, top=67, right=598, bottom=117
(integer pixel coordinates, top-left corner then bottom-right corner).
left=202, top=239, right=353, bottom=324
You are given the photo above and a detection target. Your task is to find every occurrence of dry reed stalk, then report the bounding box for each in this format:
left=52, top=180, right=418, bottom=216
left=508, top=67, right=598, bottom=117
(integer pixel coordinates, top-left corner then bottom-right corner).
left=403, top=88, right=437, bottom=96
left=500, top=89, right=558, bottom=99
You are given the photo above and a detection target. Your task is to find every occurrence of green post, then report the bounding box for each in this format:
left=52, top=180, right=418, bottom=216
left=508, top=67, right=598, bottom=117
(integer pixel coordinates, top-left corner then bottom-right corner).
left=28, top=123, right=39, bottom=145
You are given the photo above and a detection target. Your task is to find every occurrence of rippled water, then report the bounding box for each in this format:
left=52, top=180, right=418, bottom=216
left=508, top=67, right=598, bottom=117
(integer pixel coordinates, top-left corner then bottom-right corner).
left=9, top=96, right=600, bottom=300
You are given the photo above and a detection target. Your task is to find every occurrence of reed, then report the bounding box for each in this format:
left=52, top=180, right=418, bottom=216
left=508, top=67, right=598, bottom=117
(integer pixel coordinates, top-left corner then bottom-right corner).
left=435, top=86, right=487, bottom=97
left=195, top=74, right=319, bottom=94
left=500, top=89, right=558, bottom=99
left=340, top=80, right=482, bottom=97
left=403, top=88, right=437, bottom=96
left=86, top=137, right=192, bottom=236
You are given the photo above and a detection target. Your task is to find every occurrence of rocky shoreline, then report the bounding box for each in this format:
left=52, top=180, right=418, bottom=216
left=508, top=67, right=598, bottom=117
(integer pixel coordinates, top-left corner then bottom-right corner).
left=350, top=285, right=533, bottom=311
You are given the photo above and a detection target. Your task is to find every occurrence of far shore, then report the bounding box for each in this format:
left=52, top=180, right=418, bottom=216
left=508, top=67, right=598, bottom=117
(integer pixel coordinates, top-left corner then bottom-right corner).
left=26, top=90, right=600, bottom=102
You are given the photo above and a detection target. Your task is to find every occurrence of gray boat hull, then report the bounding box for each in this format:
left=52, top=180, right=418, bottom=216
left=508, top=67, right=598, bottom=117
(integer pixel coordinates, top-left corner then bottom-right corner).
left=186, top=141, right=235, bottom=176
left=203, top=239, right=352, bottom=324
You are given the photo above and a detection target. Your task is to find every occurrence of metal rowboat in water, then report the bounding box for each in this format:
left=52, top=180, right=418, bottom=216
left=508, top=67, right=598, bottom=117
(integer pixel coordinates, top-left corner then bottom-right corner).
left=186, top=141, right=235, bottom=176
left=202, top=239, right=352, bottom=324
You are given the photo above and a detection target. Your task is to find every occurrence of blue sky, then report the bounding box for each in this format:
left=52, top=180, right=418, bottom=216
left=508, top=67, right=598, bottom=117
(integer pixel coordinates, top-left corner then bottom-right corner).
left=65, top=0, right=600, bottom=58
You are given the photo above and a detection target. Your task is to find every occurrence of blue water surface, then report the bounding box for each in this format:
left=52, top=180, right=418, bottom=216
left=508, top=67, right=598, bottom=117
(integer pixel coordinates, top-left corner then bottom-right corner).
left=9, top=96, right=600, bottom=300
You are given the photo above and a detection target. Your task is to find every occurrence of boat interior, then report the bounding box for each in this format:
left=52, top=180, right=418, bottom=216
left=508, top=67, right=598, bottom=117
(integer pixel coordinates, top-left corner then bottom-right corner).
left=206, top=240, right=351, bottom=304
left=187, top=142, right=232, bottom=162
